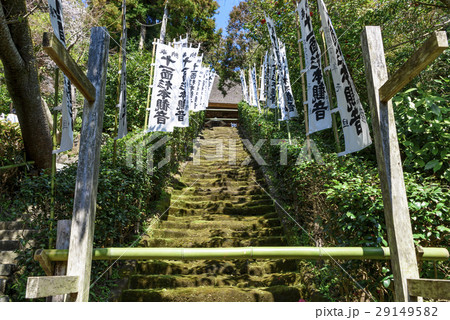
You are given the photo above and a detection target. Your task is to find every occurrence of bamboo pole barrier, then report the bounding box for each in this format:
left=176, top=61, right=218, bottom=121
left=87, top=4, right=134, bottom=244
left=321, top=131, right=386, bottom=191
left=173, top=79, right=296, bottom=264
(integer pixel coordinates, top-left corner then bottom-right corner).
left=40, top=246, right=449, bottom=262
left=144, top=38, right=157, bottom=131
left=0, top=161, right=35, bottom=171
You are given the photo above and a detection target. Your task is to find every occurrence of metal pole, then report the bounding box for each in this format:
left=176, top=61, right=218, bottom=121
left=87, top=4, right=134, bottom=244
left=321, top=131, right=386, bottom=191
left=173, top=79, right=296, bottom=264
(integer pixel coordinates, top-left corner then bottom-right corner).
left=42, top=246, right=449, bottom=262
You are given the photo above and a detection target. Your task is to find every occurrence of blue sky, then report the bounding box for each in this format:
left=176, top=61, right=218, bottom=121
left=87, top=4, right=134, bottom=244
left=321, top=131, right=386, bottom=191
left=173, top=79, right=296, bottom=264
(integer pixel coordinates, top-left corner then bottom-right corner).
left=214, top=0, right=242, bottom=35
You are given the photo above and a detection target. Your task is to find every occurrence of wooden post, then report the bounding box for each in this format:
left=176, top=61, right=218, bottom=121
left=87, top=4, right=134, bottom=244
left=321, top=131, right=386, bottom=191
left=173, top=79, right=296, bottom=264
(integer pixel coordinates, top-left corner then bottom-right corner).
left=361, top=26, right=419, bottom=302
left=66, top=27, right=110, bottom=302
left=52, top=220, right=71, bottom=302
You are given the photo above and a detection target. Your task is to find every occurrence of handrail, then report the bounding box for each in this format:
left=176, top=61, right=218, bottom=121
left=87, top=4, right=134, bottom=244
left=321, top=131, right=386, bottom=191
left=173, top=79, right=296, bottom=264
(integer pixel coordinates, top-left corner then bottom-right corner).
left=39, top=246, right=449, bottom=262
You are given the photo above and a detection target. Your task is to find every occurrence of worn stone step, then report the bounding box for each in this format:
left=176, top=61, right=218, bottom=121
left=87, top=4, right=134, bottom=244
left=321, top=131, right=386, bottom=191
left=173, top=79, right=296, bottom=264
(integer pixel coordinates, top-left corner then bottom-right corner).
left=166, top=212, right=279, bottom=222
left=0, top=241, right=20, bottom=251
left=171, top=187, right=264, bottom=196
left=180, top=177, right=264, bottom=187
left=172, top=198, right=273, bottom=210
left=136, top=259, right=299, bottom=276
left=0, top=221, right=27, bottom=230
left=169, top=194, right=271, bottom=202
left=129, top=272, right=300, bottom=290
left=168, top=204, right=275, bottom=217
left=0, top=264, right=14, bottom=276
left=121, top=285, right=302, bottom=302
left=0, top=252, right=18, bottom=264
left=181, top=172, right=259, bottom=181
left=0, top=229, right=36, bottom=240
left=143, top=235, right=286, bottom=248
left=152, top=226, right=283, bottom=239
left=160, top=217, right=281, bottom=230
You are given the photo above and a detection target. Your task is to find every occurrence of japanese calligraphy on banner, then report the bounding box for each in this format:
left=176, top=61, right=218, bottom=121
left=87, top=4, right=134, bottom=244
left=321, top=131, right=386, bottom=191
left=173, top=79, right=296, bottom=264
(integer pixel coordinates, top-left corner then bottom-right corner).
left=279, top=42, right=298, bottom=118
left=265, top=15, right=282, bottom=67
left=251, top=66, right=261, bottom=112
left=267, top=52, right=277, bottom=109
left=318, top=0, right=372, bottom=156
left=198, top=68, right=209, bottom=111
left=239, top=69, right=249, bottom=103
left=189, top=55, right=203, bottom=112
left=174, top=46, right=199, bottom=127
left=204, top=71, right=216, bottom=110
left=259, top=53, right=267, bottom=102
left=297, top=0, right=331, bottom=134
left=47, top=0, right=73, bottom=153
left=248, top=68, right=256, bottom=107
left=116, top=0, right=128, bottom=139
left=147, top=43, right=182, bottom=132
left=277, top=71, right=289, bottom=121
left=192, top=65, right=206, bottom=111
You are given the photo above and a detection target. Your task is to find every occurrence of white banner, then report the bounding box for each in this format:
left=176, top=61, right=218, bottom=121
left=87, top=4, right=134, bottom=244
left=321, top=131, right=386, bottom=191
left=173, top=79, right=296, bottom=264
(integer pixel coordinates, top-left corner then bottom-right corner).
left=277, top=70, right=289, bottom=121
left=204, top=71, right=216, bottom=110
left=259, top=53, right=267, bottom=102
left=298, top=0, right=331, bottom=134
left=174, top=46, right=199, bottom=127
left=198, top=67, right=209, bottom=111
left=189, top=55, right=203, bottom=112
left=116, top=0, right=127, bottom=139
left=174, top=36, right=188, bottom=49
left=48, top=0, right=73, bottom=153
left=318, top=0, right=372, bottom=156
left=251, top=66, right=261, bottom=112
left=267, top=51, right=277, bottom=109
left=192, top=65, right=206, bottom=111
left=239, top=69, right=249, bottom=103
left=147, top=43, right=183, bottom=132
left=248, top=68, right=256, bottom=107
left=279, top=41, right=298, bottom=118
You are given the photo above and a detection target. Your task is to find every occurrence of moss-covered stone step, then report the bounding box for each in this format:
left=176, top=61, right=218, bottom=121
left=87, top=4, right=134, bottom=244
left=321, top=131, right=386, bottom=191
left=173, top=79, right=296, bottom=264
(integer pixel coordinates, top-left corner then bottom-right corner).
left=168, top=204, right=275, bottom=216
left=129, top=272, right=300, bottom=289
left=159, top=217, right=281, bottom=230
left=136, top=259, right=300, bottom=276
left=172, top=198, right=273, bottom=210
left=165, top=212, right=279, bottom=222
left=171, top=186, right=267, bottom=197
left=151, top=226, right=283, bottom=239
left=177, top=179, right=264, bottom=189
left=121, top=285, right=302, bottom=302
left=142, top=235, right=286, bottom=248
left=169, top=194, right=271, bottom=202
left=181, top=172, right=259, bottom=180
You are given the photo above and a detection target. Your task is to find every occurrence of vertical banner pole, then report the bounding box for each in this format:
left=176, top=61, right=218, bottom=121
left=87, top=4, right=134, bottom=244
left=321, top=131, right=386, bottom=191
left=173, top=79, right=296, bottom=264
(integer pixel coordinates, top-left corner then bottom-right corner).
left=295, top=14, right=310, bottom=156
left=49, top=68, right=60, bottom=249
left=113, top=2, right=126, bottom=166
left=320, top=31, right=342, bottom=155
left=144, top=38, right=157, bottom=131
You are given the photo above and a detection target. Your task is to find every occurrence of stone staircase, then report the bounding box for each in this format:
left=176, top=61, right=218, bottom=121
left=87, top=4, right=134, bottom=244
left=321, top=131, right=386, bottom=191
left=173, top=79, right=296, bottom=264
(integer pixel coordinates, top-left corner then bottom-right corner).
left=121, top=126, right=305, bottom=302
left=0, top=221, right=34, bottom=302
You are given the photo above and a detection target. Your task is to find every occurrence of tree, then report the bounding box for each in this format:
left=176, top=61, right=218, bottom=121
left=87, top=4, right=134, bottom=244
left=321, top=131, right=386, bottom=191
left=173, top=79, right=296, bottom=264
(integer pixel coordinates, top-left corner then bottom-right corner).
left=0, top=0, right=52, bottom=170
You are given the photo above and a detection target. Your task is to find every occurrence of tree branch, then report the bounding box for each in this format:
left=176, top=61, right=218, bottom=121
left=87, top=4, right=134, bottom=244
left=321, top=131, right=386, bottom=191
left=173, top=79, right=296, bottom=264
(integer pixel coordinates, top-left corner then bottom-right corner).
left=0, top=3, right=25, bottom=70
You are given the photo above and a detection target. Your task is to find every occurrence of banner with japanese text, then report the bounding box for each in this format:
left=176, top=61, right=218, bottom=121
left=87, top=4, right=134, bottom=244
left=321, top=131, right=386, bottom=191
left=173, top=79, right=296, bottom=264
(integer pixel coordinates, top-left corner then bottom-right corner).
left=48, top=0, right=73, bottom=153
left=147, top=43, right=182, bottom=132
left=189, top=55, right=203, bottom=112
left=298, top=0, right=331, bottom=134
left=267, top=52, right=277, bottom=109
left=279, top=41, right=298, bottom=118
left=251, top=66, right=261, bottom=112
left=318, top=0, right=372, bottom=155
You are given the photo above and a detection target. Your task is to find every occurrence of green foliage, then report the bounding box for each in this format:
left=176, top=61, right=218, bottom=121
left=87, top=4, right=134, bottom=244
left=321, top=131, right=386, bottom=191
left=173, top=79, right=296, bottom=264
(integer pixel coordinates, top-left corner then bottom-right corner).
left=239, top=102, right=449, bottom=301
left=1, top=110, right=205, bottom=301
left=394, top=80, right=450, bottom=182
